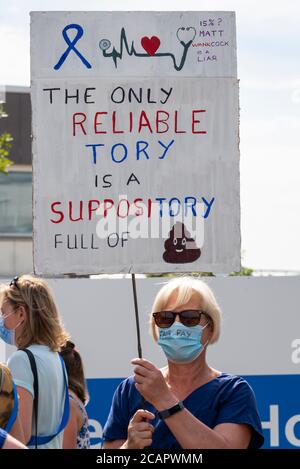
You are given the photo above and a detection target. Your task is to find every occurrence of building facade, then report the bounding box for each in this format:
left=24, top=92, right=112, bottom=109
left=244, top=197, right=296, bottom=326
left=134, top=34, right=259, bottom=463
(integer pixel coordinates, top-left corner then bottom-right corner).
left=0, top=86, right=32, bottom=276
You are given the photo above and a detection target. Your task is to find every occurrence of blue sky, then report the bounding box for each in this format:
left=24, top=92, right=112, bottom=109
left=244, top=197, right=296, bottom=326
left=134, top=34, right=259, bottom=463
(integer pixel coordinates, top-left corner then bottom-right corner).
left=1, top=0, right=300, bottom=271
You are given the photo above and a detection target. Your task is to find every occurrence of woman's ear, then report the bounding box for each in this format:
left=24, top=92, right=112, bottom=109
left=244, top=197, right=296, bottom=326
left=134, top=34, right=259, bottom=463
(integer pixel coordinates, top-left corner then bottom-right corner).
left=17, top=305, right=27, bottom=322
left=207, top=322, right=214, bottom=342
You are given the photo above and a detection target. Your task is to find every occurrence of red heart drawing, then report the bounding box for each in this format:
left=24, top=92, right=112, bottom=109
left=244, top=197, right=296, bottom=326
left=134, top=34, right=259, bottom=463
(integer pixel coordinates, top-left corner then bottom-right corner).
left=141, top=36, right=161, bottom=56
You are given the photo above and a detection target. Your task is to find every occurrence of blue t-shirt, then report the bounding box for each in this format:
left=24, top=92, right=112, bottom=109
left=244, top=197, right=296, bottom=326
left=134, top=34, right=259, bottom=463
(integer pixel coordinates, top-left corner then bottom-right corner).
left=103, top=372, right=264, bottom=449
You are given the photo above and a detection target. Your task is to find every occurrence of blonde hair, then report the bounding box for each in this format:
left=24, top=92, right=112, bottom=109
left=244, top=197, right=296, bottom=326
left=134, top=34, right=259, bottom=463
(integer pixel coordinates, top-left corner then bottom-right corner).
left=0, top=275, right=70, bottom=352
left=0, top=363, right=14, bottom=429
left=150, top=276, right=222, bottom=344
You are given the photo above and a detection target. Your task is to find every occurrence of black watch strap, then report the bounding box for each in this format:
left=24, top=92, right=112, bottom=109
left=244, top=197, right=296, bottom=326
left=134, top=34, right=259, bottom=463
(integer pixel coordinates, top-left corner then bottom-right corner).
left=157, top=401, right=184, bottom=420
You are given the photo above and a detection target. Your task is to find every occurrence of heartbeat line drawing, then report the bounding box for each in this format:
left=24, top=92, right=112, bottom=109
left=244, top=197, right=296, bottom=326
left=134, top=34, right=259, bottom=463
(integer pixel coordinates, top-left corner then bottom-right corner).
left=99, top=27, right=196, bottom=71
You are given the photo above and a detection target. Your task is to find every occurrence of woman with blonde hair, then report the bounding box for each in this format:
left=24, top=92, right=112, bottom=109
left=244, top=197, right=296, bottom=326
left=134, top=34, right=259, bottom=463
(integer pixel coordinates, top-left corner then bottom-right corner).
left=0, top=275, right=70, bottom=448
left=103, top=276, right=264, bottom=449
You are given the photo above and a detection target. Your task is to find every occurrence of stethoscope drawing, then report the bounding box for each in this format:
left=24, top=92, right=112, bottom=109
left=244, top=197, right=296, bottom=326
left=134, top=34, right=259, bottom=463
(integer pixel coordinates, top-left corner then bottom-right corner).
left=176, top=27, right=196, bottom=45
left=99, top=26, right=196, bottom=71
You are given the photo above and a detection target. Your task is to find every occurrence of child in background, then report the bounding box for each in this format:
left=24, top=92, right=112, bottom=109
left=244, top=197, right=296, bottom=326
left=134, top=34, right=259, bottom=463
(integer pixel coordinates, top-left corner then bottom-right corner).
left=60, top=341, right=90, bottom=449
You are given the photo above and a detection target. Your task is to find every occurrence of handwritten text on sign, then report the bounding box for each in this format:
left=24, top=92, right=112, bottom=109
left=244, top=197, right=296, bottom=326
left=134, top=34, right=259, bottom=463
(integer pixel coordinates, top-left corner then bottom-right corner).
left=32, top=77, right=240, bottom=275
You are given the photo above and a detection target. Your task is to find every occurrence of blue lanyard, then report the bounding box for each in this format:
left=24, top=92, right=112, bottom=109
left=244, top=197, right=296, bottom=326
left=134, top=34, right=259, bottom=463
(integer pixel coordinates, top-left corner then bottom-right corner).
left=27, top=354, right=70, bottom=447
left=5, top=381, right=18, bottom=433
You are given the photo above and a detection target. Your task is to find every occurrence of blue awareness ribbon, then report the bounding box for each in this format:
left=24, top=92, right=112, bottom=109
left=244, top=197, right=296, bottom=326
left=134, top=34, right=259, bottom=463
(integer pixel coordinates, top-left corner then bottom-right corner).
left=54, top=24, right=92, bottom=70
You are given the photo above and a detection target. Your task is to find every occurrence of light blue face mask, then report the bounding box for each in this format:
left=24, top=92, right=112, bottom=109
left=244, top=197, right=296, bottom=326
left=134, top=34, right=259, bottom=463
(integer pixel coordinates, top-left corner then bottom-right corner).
left=0, top=313, right=18, bottom=346
left=158, top=321, right=209, bottom=364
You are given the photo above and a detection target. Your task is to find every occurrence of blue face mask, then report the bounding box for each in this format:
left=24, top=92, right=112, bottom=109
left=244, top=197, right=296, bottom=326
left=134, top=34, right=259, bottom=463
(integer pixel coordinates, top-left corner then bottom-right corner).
left=0, top=313, right=18, bottom=346
left=158, top=321, right=209, bottom=364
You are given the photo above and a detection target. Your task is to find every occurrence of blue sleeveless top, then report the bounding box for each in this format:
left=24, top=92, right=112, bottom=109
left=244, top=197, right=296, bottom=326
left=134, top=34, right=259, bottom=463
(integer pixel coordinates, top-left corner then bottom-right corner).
left=69, top=394, right=90, bottom=449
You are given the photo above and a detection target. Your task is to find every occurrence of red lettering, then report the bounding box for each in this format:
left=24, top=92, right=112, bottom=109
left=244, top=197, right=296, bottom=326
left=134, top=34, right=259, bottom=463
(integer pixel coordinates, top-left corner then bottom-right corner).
left=117, top=199, right=130, bottom=218
left=69, top=201, right=83, bottom=222
left=192, top=110, right=206, bottom=134
left=50, top=202, right=64, bottom=224
left=103, top=199, right=114, bottom=217
left=112, top=111, right=124, bottom=134
left=133, top=198, right=144, bottom=216
left=94, top=112, right=108, bottom=134
left=175, top=110, right=186, bottom=133
left=138, top=111, right=153, bottom=133
left=156, top=111, right=169, bottom=133
left=147, top=198, right=152, bottom=218
left=88, top=200, right=101, bottom=220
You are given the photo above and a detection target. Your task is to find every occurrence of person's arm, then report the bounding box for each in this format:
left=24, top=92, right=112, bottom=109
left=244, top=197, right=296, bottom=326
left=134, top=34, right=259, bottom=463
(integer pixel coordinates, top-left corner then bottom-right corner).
left=16, top=386, right=33, bottom=445
left=63, top=398, right=82, bottom=449
left=103, top=439, right=126, bottom=449
left=155, top=403, right=251, bottom=448
left=102, top=377, right=155, bottom=449
left=132, top=358, right=252, bottom=449
left=0, top=428, right=27, bottom=449
left=2, top=433, right=27, bottom=450
left=103, top=409, right=155, bottom=449
left=9, top=414, right=25, bottom=444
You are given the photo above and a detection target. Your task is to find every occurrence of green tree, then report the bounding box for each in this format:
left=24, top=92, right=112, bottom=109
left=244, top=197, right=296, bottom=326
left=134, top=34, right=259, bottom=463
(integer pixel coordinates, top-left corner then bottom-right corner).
left=148, top=267, right=253, bottom=278
left=229, top=266, right=253, bottom=276
left=0, top=104, right=13, bottom=173
left=148, top=250, right=253, bottom=277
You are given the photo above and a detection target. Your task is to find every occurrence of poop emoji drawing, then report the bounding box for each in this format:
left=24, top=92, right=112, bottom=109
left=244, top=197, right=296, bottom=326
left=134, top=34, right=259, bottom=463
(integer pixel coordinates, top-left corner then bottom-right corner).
left=163, top=222, right=201, bottom=264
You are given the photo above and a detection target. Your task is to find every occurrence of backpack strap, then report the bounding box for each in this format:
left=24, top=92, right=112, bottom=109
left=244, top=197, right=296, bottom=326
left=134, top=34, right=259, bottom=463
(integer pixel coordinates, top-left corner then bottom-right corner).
left=31, top=355, right=69, bottom=445
left=21, top=349, right=39, bottom=449
left=20, top=350, right=69, bottom=447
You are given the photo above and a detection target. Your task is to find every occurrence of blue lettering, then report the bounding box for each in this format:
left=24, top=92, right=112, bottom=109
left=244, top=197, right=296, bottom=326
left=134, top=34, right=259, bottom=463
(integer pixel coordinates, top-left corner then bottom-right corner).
left=158, top=139, right=175, bottom=159
left=202, top=196, right=215, bottom=218
left=155, top=198, right=166, bottom=217
left=184, top=196, right=197, bottom=216
left=111, top=143, right=127, bottom=163
left=169, top=198, right=181, bottom=217
left=136, top=140, right=150, bottom=160
left=85, top=144, right=104, bottom=164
